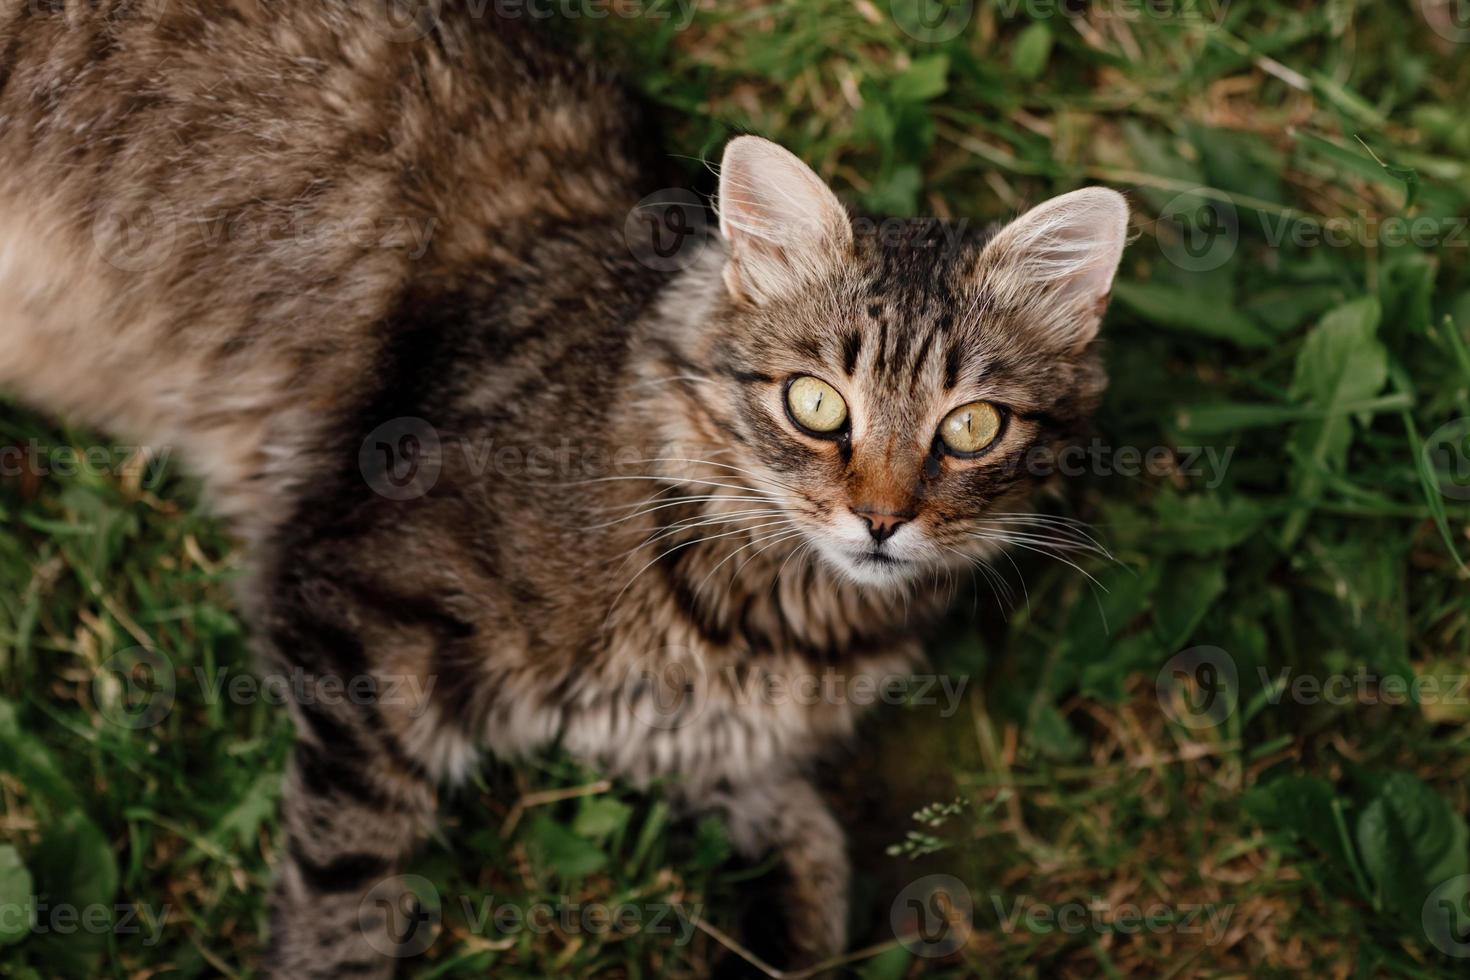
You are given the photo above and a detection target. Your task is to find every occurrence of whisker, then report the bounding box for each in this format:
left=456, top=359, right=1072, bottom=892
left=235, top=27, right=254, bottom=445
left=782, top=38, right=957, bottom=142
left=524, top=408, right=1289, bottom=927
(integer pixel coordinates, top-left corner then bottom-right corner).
left=697, top=526, right=806, bottom=599
left=604, top=518, right=801, bottom=617
left=983, top=515, right=1112, bottom=558
left=969, top=531, right=1108, bottom=593
left=605, top=514, right=797, bottom=566
left=618, top=457, right=806, bottom=497
left=583, top=500, right=788, bottom=530
left=568, top=474, right=790, bottom=500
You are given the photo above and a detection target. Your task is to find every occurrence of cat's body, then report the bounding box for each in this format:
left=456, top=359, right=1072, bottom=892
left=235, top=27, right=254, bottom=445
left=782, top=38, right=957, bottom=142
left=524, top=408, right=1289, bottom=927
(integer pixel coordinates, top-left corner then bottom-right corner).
left=0, top=3, right=1127, bottom=976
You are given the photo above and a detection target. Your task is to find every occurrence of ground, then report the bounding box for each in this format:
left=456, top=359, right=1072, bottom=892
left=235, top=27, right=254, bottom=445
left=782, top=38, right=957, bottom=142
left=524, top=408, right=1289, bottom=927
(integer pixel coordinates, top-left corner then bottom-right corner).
left=3, top=1, right=1470, bottom=977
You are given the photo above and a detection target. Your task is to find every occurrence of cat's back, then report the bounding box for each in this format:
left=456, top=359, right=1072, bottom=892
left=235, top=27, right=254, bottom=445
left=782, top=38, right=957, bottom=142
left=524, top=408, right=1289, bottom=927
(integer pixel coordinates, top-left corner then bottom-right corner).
left=0, top=1, right=658, bottom=519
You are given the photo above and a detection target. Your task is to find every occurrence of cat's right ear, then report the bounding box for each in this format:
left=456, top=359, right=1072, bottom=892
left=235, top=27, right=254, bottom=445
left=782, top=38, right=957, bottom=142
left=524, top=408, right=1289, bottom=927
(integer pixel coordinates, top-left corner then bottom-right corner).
left=717, top=136, right=852, bottom=305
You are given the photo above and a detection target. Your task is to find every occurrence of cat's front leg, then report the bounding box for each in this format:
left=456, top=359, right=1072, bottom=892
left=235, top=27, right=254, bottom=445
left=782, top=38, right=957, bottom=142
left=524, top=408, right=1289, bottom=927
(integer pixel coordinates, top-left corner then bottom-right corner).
left=713, top=772, right=850, bottom=968
left=255, top=565, right=449, bottom=980
left=265, top=697, right=441, bottom=980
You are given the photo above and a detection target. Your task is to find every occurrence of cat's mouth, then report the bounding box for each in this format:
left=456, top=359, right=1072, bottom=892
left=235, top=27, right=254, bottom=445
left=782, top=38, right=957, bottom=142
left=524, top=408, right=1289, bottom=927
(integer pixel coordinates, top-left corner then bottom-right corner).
left=856, top=549, right=906, bottom=567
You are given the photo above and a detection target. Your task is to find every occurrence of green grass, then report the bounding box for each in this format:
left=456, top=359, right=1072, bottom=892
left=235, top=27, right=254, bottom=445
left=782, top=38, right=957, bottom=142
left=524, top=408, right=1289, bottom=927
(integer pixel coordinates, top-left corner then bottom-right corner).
left=5, top=0, right=1470, bottom=976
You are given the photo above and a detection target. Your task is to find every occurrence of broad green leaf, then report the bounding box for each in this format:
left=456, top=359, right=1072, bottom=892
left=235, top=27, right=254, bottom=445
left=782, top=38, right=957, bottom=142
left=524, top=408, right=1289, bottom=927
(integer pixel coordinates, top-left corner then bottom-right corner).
left=862, top=163, right=924, bottom=216
left=1027, top=703, right=1085, bottom=762
left=1356, top=773, right=1469, bottom=925
left=1282, top=297, right=1388, bottom=544
left=1243, top=776, right=1354, bottom=876
left=0, top=846, right=34, bottom=946
left=1113, top=281, right=1272, bottom=348
left=573, top=797, right=633, bottom=842
left=889, top=54, right=949, bottom=103
left=1150, top=493, right=1264, bottom=556
left=1152, top=560, right=1226, bottom=650
left=525, top=815, right=607, bottom=882
left=28, top=812, right=119, bottom=976
left=1010, top=23, right=1052, bottom=80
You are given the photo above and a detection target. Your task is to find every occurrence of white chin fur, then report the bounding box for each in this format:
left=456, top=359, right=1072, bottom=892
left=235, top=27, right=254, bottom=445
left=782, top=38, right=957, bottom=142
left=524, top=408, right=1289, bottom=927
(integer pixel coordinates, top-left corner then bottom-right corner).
left=810, top=537, right=924, bottom=588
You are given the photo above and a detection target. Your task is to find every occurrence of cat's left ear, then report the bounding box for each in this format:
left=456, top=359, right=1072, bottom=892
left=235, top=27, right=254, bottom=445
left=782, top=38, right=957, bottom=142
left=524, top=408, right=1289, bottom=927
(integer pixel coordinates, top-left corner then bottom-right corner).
left=717, top=136, right=853, bottom=305
left=975, top=187, right=1129, bottom=351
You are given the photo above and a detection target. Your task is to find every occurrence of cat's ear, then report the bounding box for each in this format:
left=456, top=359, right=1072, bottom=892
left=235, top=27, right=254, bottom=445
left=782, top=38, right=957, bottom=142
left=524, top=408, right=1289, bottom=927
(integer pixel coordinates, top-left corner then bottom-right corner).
left=975, top=187, right=1129, bottom=351
left=717, top=136, right=853, bottom=305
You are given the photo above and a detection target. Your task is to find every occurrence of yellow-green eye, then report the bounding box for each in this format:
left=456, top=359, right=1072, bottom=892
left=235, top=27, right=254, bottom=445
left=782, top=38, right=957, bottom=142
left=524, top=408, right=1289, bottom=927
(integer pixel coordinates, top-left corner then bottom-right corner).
left=785, top=376, right=848, bottom=434
left=939, top=401, right=1003, bottom=455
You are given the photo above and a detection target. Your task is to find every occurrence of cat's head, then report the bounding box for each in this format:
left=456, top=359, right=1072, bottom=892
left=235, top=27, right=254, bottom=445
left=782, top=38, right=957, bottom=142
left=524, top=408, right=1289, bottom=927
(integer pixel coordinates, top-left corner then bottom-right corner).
left=691, top=135, right=1127, bottom=588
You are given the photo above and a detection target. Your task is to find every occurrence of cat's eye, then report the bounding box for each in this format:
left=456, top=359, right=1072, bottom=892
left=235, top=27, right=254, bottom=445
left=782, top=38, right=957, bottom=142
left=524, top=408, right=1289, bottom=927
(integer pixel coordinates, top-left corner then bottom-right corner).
left=785, top=376, right=848, bottom=435
left=938, top=401, right=1004, bottom=456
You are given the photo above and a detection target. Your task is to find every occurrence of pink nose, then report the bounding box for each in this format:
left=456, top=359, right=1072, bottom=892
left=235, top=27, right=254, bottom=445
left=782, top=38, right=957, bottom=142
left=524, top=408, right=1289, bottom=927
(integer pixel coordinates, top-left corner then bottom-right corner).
left=852, top=507, right=912, bottom=544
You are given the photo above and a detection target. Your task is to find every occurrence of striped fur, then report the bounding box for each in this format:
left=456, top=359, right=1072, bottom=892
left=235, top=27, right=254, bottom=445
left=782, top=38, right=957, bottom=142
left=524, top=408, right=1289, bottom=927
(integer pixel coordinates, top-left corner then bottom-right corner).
left=0, top=3, right=1126, bottom=975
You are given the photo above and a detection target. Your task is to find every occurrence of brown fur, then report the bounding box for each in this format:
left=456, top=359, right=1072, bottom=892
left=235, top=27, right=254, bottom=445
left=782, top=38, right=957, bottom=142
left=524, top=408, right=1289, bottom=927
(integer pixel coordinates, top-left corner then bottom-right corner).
left=0, top=4, right=1127, bottom=975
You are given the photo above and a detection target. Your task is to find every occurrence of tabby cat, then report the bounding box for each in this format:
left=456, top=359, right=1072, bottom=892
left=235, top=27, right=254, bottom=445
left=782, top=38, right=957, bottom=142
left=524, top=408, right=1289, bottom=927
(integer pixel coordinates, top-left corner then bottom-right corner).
left=0, top=2, right=1127, bottom=975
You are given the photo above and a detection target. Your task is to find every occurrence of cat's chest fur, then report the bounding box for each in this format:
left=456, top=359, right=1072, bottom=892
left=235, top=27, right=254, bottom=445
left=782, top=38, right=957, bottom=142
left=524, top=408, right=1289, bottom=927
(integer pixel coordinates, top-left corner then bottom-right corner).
left=385, top=500, right=934, bottom=790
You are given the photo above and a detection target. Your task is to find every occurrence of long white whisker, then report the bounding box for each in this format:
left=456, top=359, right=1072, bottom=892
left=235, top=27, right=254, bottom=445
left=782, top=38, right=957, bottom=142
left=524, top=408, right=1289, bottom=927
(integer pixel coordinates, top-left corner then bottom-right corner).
left=608, top=517, right=800, bottom=600
left=698, top=527, right=806, bottom=600
left=619, top=457, right=806, bottom=496
left=970, top=532, right=1107, bottom=593
left=584, top=500, right=789, bottom=530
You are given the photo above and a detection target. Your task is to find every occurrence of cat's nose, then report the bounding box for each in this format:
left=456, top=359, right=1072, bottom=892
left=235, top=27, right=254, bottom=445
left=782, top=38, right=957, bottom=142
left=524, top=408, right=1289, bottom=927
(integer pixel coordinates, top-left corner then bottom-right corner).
left=852, top=507, right=912, bottom=544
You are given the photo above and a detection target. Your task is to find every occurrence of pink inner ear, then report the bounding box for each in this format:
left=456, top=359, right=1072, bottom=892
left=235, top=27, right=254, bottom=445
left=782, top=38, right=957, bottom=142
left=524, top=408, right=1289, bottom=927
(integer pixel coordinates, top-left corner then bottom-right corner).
left=716, top=137, right=853, bottom=303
